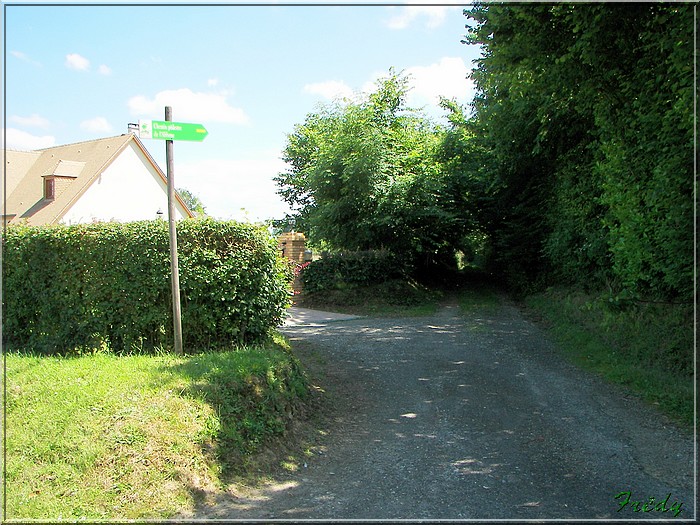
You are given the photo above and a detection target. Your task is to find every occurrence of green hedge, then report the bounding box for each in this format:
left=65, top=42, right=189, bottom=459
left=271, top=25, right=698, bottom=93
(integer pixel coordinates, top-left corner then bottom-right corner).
left=2, top=219, right=293, bottom=354
left=300, top=250, right=407, bottom=293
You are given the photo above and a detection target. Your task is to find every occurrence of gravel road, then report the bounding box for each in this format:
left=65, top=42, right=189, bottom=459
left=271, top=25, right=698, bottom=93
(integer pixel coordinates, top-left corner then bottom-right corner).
left=187, top=300, right=695, bottom=520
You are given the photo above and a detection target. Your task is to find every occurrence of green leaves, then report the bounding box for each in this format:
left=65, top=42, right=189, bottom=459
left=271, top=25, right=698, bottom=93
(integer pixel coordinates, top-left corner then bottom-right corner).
left=275, top=70, right=484, bottom=272
left=3, top=219, right=293, bottom=354
left=463, top=3, right=693, bottom=301
left=276, top=5, right=692, bottom=302
left=300, top=250, right=408, bottom=293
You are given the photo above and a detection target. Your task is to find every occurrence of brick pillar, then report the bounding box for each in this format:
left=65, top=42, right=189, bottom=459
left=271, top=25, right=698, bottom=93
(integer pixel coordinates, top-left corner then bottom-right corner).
left=278, top=232, right=307, bottom=294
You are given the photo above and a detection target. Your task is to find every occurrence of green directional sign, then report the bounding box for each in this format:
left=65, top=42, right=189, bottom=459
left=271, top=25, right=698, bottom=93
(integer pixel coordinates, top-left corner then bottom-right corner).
left=139, top=119, right=208, bottom=141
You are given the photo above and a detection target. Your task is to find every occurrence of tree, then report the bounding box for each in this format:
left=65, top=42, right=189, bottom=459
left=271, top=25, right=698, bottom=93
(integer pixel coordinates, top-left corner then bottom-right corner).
left=463, top=2, right=694, bottom=300
left=177, top=187, right=207, bottom=217
left=275, top=70, right=477, bottom=271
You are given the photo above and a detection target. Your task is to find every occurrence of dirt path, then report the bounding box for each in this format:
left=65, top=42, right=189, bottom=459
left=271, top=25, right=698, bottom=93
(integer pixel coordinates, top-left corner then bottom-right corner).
left=184, top=302, right=695, bottom=520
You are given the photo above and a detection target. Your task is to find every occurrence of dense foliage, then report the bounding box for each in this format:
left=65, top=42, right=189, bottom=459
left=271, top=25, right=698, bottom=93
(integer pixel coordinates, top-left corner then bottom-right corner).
left=2, top=219, right=293, bottom=354
left=464, top=2, right=694, bottom=301
left=300, top=250, right=408, bottom=293
left=276, top=3, right=693, bottom=305
left=274, top=71, right=481, bottom=273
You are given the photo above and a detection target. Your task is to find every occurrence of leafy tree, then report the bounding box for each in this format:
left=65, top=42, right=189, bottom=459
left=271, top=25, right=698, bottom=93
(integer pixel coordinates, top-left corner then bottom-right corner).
left=463, top=2, right=694, bottom=300
left=434, top=98, right=493, bottom=267
left=177, top=187, right=207, bottom=216
left=586, top=4, right=695, bottom=301
left=275, top=71, right=477, bottom=271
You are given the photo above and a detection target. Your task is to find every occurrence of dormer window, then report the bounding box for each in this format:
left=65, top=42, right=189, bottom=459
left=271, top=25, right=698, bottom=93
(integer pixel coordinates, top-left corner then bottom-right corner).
left=45, top=177, right=56, bottom=200
left=41, top=160, right=84, bottom=200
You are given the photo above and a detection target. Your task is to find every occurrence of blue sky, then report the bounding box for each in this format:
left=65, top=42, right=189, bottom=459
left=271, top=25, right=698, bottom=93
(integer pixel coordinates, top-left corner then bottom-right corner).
left=4, top=2, right=482, bottom=222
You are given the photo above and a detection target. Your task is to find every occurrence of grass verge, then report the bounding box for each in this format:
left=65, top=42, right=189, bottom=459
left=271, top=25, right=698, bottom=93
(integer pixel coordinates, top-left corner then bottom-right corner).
left=523, top=287, right=693, bottom=429
left=456, top=280, right=504, bottom=314
left=295, top=278, right=442, bottom=317
left=4, top=333, right=309, bottom=520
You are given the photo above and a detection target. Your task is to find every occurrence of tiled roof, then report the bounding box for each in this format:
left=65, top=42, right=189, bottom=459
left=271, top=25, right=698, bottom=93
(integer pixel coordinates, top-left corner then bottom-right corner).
left=3, top=134, right=193, bottom=225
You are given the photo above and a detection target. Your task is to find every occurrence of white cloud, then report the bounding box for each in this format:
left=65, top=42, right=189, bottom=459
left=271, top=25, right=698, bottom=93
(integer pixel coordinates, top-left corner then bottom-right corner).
left=177, top=155, right=291, bottom=222
left=65, top=53, right=90, bottom=71
left=351, top=59, right=474, bottom=122
left=305, top=58, right=474, bottom=120
left=80, top=117, right=113, bottom=134
left=3, top=128, right=56, bottom=150
left=98, top=64, right=112, bottom=76
left=361, top=77, right=382, bottom=96
left=127, top=88, right=249, bottom=124
left=405, top=57, right=474, bottom=107
left=303, top=80, right=354, bottom=101
left=11, top=50, right=41, bottom=67
left=386, top=5, right=454, bottom=30
left=9, top=113, right=51, bottom=129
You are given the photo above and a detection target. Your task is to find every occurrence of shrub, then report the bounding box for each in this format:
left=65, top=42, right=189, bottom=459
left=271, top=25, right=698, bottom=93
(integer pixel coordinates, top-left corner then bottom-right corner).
left=2, top=219, right=293, bottom=354
left=300, top=250, right=407, bottom=293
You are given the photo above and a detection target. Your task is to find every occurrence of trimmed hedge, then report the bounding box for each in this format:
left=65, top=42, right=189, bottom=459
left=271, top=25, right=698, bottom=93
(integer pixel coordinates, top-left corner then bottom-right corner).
left=300, top=250, right=407, bottom=293
left=2, top=219, right=293, bottom=354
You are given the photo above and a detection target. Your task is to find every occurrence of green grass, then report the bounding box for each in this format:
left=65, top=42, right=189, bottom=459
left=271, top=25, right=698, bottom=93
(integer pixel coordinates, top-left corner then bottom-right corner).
left=456, top=281, right=504, bottom=314
left=523, top=287, right=693, bottom=429
left=296, top=278, right=442, bottom=317
left=4, top=334, right=309, bottom=520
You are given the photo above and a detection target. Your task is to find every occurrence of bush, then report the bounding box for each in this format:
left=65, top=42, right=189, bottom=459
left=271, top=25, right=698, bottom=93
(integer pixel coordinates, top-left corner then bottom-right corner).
left=300, top=250, right=408, bottom=293
left=2, top=219, right=293, bottom=354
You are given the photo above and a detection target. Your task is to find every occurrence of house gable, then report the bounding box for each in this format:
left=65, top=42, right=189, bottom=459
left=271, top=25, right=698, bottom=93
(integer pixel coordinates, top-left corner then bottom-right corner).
left=61, top=140, right=189, bottom=223
left=4, top=134, right=194, bottom=226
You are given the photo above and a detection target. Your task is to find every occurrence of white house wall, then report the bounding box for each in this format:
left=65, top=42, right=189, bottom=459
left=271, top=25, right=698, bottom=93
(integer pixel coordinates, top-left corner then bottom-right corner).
left=61, top=142, right=187, bottom=224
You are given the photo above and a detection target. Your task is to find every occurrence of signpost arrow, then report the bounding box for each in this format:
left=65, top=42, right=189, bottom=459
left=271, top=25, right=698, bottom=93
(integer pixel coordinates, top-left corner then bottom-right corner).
left=139, top=119, right=208, bottom=141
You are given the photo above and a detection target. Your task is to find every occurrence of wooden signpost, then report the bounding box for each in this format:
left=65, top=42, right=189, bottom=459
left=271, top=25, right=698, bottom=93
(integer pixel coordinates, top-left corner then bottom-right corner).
left=139, top=107, right=208, bottom=354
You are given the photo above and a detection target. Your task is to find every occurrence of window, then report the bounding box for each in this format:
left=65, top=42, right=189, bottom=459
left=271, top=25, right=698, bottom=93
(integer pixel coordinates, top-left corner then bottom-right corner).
left=45, top=177, right=55, bottom=200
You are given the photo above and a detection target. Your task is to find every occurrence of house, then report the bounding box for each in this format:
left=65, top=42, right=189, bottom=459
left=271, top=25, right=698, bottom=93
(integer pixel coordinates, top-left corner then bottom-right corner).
left=2, top=134, right=194, bottom=226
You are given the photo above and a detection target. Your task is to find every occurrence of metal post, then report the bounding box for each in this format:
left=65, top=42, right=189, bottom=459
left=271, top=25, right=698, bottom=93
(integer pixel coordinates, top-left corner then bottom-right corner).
left=165, top=106, right=183, bottom=355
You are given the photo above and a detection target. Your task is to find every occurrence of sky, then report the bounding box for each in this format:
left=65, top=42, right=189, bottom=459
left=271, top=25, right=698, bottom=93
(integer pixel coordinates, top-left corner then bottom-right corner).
left=3, top=1, right=482, bottom=223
